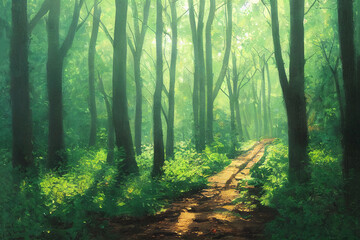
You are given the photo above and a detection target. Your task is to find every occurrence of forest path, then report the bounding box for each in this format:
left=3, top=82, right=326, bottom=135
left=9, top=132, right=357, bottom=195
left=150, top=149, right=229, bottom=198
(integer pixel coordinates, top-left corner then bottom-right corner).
left=108, top=139, right=275, bottom=240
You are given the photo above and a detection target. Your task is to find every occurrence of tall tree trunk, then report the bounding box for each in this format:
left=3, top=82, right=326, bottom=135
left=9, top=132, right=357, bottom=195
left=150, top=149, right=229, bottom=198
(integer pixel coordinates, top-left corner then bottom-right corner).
left=266, top=61, right=273, bottom=136
left=88, top=0, right=100, bottom=147
left=252, top=81, right=259, bottom=138
left=98, top=74, right=114, bottom=163
left=46, top=0, right=83, bottom=169
left=188, top=0, right=200, bottom=151
left=113, top=0, right=138, bottom=175
left=129, top=0, right=151, bottom=156
left=166, top=0, right=178, bottom=160
left=152, top=0, right=165, bottom=177
left=198, top=0, right=206, bottom=151
left=232, top=54, right=243, bottom=141
left=46, top=0, right=63, bottom=169
left=226, top=71, right=236, bottom=153
left=242, top=103, right=251, bottom=139
left=212, top=0, right=232, bottom=101
left=270, top=0, right=309, bottom=183
left=261, top=56, right=269, bottom=136
left=337, top=0, right=360, bottom=213
left=10, top=0, right=33, bottom=173
left=206, top=0, right=215, bottom=144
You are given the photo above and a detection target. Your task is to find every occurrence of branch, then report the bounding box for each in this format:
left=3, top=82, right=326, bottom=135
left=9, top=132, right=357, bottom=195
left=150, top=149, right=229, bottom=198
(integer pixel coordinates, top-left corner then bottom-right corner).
left=28, top=0, right=51, bottom=34
left=305, top=0, right=318, bottom=16
left=60, top=0, right=84, bottom=59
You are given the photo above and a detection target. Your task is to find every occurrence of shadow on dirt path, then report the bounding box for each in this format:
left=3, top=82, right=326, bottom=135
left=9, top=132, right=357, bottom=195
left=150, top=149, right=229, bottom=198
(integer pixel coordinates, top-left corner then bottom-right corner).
left=103, top=139, right=276, bottom=240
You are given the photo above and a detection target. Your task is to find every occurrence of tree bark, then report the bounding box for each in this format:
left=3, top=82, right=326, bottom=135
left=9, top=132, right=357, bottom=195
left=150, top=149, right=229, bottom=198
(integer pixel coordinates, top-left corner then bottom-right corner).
left=10, top=0, right=33, bottom=173
left=152, top=0, right=165, bottom=177
left=46, top=0, right=63, bottom=169
left=212, top=0, right=232, bottom=102
left=261, top=56, right=269, bottom=136
left=232, top=54, right=243, bottom=141
left=206, top=0, right=215, bottom=144
left=88, top=0, right=100, bottom=147
left=226, top=71, right=237, bottom=153
left=270, top=0, right=309, bottom=183
left=129, top=0, right=151, bottom=156
left=166, top=0, right=178, bottom=160
left=266, top=61, right=273, bottom=136
left=188, top=0, right=200, bottom=151
left=337, top=0, right=360, bottom=213
left=98, top=74, right=114, bottom=163
left=197, top=0, right=206, bottom=151
left=113, top=0, right=138, bottom=175
left=46, top=0, right=83, bottom=169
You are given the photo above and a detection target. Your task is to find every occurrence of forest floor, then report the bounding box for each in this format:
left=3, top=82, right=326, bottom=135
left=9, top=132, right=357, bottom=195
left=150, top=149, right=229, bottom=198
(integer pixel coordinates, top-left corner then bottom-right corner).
left=104, top=139, right=276, bottom=240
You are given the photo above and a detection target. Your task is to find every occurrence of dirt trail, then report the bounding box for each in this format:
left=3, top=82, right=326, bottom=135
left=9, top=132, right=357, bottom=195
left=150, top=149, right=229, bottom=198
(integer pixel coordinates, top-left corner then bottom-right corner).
left=108, top=139, right=275, bottom=240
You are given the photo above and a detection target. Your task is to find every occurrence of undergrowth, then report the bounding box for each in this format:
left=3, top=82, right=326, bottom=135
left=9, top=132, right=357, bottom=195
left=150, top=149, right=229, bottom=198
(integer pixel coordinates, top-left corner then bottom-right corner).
left=249, top=139, right=360, bottom=240
left=0, top=140, right=232, bottom=239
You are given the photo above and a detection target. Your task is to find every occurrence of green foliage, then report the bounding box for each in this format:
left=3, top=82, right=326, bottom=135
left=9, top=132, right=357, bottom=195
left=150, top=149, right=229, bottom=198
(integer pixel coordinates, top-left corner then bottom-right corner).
left=250, top=140, right=359, bottom=240
left=0, top=142, right=230, bottom=239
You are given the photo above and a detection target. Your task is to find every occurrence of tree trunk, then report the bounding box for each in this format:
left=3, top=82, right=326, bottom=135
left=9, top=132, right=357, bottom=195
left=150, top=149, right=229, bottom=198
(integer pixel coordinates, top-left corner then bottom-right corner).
left=232, top=54, right=243, bottom=141
left=47, top=0, right=83, bottom=169
left=270, top=0, right=309, bottom=183
left=261, top=56, right=269, bottom=136
left=206, top=0, right=215, bottom=144
left=226, top=71, right=236, bottom=153
left=98, top=74, right=114, bottom=163
left=166, top=0, right=178, bottom=160
left=46, top=0, right=63, bottom=169
left=198, top=0, right=206, bottom=151
left=188, top=0, right=200, bottom=151
left=337, top=0, right=360, bottom=213
left=129, top=0, right=151, bottom=156
left=212, top=0, right=232, bottom=101
left=88, top=0, right=100, bottom=147
left=113, top=0, right=138, bottom=175
left=10, top=0, right=33, bottom=173
left=266, top=61, right=273, bottom=136
left=251, top=81, right=259, bottom=138
left=152, top=0, right=165, bottom=177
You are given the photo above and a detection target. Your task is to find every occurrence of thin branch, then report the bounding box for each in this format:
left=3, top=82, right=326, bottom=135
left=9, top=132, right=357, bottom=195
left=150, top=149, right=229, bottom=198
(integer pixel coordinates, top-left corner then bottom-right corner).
left=305, top=0, right=318, bottom=16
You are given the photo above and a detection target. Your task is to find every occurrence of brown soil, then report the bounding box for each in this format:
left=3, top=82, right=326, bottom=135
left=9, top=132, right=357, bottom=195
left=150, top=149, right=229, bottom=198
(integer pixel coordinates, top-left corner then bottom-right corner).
left=102, top=139, right=275, bottom=240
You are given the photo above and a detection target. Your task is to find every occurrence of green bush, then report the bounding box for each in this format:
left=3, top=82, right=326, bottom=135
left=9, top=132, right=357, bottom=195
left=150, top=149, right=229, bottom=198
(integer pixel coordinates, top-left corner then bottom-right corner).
left=250, top=140, right=359, bottom=240
left=0, top=141, right=232, bottom=239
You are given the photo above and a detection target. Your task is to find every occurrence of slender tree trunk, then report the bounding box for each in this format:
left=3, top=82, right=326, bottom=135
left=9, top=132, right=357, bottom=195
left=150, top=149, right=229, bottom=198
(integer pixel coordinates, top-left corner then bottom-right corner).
left=266, top=62, right=273, bottom=136
left=212, top=0, right=232, bottom=101
left=198, top=0, right=206, bottom=151
left=10, top=0, right=33, bottom=173
left=46, top=0, right=83, bottom=169
left=129, top=0, right=151, bottom=156
left=88, top=0, right=100, bottom=147
left=188, top=0, right=200, bottom=151
left=152, top=0, right=165, bottom=177
left=226, top=71, right=236, bottom=153
left=166, top=0, right=178, bottom=160
left=261, top=56, right=269, bottom=136
left=206, top=0, right=215, bottom=144
left=337, top=0, right=360, bottom=213
left=242, top=103, right=251, bottom=139
left=252, top=81, right=259, bottom=138
left=270, top=0, right=309, bottom=183
left=232, top=54, right=243, bottom=141
left=98, top=74, right=114, bottom=163
left=113, top=0, right=138, bottom=175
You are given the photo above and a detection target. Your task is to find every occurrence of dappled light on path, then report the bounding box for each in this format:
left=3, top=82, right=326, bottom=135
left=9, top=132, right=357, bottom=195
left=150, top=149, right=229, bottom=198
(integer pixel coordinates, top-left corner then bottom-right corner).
left=107, top=139, right=276, bottom=239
